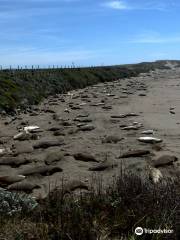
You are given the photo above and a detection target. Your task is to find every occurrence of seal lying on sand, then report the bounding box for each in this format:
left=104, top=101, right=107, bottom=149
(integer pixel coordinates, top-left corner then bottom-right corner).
left=13, top=131, right=31, bottom=141
left=138, top=137, right=162, bottom=143
left=19, top=165, right=63, bottom=176
left=119, top=149, right=150, bottom=158
left=0, top=157, right=32, bottom=167
left=33, top=139, right=64, bottom=149
left=102, top=135, right=123, bottom=144
left=89, top=162, right=118, bottom=171
left=7, top=181, right=40, bottom=193
left=44, top=151, right=64, bottom=165
left=0, top=175, right=25, bottom=186
left=152, top=155, right=178, bottom=168
left=73, top=153, right=98, bottom=162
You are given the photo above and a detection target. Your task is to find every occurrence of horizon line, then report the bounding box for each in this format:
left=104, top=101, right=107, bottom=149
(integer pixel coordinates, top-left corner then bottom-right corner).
left=0, top=59, right=178, bottom=70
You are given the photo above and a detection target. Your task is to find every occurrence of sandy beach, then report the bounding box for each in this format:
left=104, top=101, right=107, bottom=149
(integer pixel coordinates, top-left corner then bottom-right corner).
left=0, top=65, right=180, bottom=199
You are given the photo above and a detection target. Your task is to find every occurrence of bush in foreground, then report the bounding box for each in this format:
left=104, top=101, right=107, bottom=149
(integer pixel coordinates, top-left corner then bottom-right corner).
left=0, top=171, right=179, bottom=240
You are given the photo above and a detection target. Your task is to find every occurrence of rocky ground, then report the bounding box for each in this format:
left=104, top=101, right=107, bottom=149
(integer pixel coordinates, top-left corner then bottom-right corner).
left=0, top=66, right=180, bottom=201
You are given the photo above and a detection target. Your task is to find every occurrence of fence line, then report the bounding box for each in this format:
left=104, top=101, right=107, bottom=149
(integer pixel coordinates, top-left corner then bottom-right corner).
left=0, top=64, right=107, bottom=71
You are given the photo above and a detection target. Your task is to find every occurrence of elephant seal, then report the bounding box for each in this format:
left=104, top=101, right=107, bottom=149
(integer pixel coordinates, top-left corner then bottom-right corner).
left=73, top=153, right=98, bottom=162
left=152, top=155, right=178, bottom=168
left=0, top=157, right=31, bottom=167
left=7, top=181, right=40, bottom=193
left=19, top=165, right=63, bottom=176
left=0, top=175, right=25, bottom=186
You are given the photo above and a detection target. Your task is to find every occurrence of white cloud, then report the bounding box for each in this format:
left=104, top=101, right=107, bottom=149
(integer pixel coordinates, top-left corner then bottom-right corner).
left=103, top=1, right=128, bottom=10
left=102, top=0, right=176, bottom=11
left=131, top=32, right=180, bottom=44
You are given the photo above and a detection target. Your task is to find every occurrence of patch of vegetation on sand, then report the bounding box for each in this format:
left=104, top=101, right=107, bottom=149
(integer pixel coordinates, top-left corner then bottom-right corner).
left=0, top=60, right=173, bottom=113
left=0, top=171, right=179, bottom=240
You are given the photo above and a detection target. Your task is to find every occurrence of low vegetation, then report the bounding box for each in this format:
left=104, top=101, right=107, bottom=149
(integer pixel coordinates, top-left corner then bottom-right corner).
left=0, top=171, right=179, bottom=240
left=0, top=60, right=173, bottom=113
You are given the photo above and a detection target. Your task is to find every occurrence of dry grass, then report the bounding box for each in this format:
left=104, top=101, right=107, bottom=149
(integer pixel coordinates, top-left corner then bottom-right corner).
left=0, top=171, right=179, bottom=240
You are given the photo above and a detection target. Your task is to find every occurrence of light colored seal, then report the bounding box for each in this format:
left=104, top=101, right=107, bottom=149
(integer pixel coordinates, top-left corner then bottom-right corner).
left=138, top=137, right=162, bottom=143
left=148, top=166, right=163, bottom=184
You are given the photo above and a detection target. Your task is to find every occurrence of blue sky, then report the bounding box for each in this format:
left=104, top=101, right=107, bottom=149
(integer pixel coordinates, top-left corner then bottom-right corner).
left=0, top=0, right=180, bottom=67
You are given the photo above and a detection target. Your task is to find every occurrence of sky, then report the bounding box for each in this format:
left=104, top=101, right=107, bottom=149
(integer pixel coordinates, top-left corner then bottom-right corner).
left=0, top=0, right=180, bottom=67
